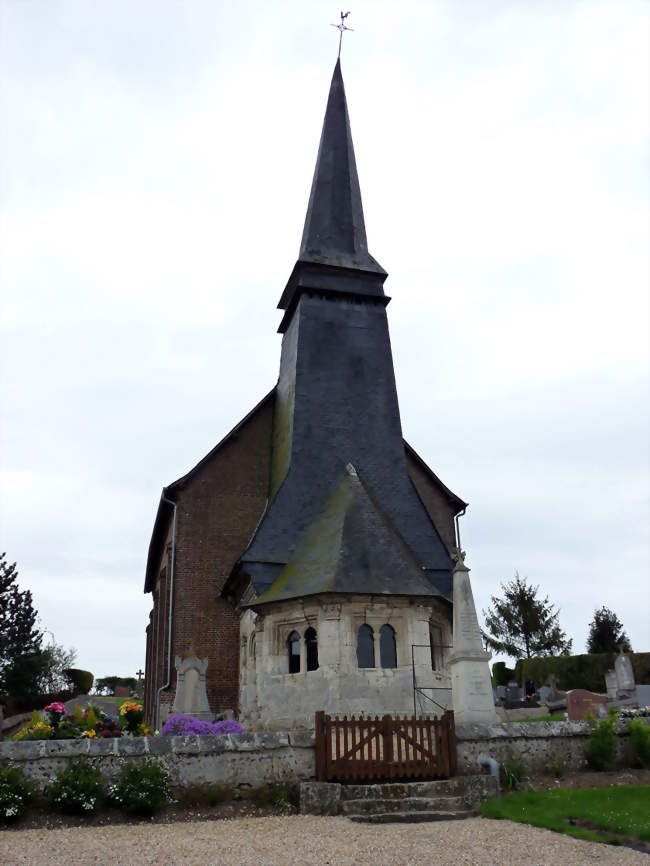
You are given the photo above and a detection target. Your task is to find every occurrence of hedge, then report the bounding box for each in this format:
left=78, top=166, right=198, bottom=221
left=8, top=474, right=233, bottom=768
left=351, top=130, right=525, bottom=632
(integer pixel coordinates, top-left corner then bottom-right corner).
left=514, top=652, right=650, bottom=694
left=492, top=661, right=516, bottom=687
left=63, top=669, right=94, bottom=695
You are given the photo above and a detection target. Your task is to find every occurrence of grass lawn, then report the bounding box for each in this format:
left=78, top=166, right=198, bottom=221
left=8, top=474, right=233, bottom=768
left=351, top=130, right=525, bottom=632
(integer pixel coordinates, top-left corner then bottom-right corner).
left=480, top=785, right=650, bottom=845
left=505, top=712, right=567, bottom=724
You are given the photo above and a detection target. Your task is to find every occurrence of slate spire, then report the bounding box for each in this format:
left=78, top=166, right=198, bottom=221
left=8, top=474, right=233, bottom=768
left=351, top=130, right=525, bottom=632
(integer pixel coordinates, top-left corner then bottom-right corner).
left=278, top=60, right=386, bottom=319
left=299, top=59, right=383, bottom=273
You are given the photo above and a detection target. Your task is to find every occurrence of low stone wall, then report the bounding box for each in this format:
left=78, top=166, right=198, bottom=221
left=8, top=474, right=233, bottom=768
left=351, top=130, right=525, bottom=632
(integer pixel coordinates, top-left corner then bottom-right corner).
left=3, top=719, right=647, bottom=790
left=456, top=719, right=644, bottom=775
left=0, top=732, right=315, bottom=789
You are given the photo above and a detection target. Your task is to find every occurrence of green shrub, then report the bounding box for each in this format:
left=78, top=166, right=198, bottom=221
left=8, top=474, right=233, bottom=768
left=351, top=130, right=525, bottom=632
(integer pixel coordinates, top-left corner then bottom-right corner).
left=585, top=713, right=617, bottom=770
left=492, top=662, right=515, bottom=687
left=47, top=758, right=104, bottom=813
left=0, top=765, right=34, bottom=822
left=109, top=760, right=170, bottom=815
left=627, top=719, right=650, bottom=768
left=64, top=668, right=94, bottom=694
left=500, top=757, right=525, bottom=791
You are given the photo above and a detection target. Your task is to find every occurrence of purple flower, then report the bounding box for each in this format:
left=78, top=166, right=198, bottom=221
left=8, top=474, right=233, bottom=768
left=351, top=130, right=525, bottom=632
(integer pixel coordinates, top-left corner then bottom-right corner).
left=161, top=714, right=244, bottom=737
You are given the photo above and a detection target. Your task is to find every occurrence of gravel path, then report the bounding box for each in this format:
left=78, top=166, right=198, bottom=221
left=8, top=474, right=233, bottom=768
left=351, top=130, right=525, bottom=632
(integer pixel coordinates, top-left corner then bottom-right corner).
left=1, top=815, right=647, bottom=866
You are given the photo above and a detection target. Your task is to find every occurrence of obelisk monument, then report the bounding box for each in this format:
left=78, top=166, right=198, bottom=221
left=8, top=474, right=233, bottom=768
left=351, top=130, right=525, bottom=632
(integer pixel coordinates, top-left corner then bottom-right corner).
left=448, top=551, right=500, bottom=726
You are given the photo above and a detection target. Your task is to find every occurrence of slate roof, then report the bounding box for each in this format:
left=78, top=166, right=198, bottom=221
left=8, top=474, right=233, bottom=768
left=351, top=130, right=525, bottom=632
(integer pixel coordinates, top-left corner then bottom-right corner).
left=250, top=465, right=445, bottom=607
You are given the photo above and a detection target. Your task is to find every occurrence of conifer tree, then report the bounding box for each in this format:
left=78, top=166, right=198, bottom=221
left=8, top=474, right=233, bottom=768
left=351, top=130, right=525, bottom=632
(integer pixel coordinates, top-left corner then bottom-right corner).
left=0, top=553, right=43, bottom=697
left=587, top=606, right=632, bottom=654
left=482, top=572, right=572, bottom=660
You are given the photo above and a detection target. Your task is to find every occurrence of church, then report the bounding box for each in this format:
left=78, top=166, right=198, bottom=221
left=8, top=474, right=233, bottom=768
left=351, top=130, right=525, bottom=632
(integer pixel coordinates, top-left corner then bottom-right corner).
left=143, top=60, right=467, bottom=731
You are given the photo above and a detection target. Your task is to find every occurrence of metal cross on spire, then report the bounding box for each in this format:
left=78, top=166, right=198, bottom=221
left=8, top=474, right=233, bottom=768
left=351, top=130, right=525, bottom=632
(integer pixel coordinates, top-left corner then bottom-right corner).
left=331, top=11, right=353, bottom=58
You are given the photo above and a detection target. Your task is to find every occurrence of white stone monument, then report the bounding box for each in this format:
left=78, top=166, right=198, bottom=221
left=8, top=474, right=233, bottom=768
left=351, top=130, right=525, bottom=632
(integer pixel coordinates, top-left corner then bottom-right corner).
left=172, top=650, right=214, bottom=721
left=448, top=551, right=500, bottom=726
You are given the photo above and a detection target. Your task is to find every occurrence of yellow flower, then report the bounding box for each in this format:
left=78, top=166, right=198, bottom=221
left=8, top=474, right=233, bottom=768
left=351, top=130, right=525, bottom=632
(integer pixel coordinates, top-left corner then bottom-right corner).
left=83, top=729, right=96, bottom=738
left=119, top=701, right=141, bottom=716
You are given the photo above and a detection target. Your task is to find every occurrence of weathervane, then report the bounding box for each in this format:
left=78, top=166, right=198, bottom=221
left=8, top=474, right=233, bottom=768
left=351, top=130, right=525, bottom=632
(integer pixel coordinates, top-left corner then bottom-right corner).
left=331, top=11, right=353, bottom=58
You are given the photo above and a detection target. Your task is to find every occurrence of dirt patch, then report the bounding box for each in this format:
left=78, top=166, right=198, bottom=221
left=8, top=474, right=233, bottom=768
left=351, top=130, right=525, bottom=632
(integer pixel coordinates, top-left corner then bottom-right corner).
left=1, top=799, right=287, bottom=832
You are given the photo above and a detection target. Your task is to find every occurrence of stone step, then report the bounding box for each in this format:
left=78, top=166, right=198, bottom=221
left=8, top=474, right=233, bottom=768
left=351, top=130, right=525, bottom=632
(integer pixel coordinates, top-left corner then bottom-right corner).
left=341, top=796, right=464, bottom=814
left=348, top=809, right=475, bottom=824
left=340, top=778, right=470, bottom=801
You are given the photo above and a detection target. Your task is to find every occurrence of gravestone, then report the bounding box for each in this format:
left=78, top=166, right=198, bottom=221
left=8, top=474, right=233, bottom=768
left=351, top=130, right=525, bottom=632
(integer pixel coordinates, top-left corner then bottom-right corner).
left=615, top=652, right=636, bottom=695
left=506, top=682, right=522, bottom=702
left=566, top=689, right=607, bottom=721
left=538, top=685, right=551, bottom=704
left=496, top=685, right=507, bottom=702
left=605, top=669, right=618, bottom=701
left=543, top=675, right=567, bottom=711
left=171, top=652, right=213, bottom=721
left=448, top=550, right=500, bottom=726
left=635, top=684, right=650, bottom=708
left=114, top=685, right=131, bottom=698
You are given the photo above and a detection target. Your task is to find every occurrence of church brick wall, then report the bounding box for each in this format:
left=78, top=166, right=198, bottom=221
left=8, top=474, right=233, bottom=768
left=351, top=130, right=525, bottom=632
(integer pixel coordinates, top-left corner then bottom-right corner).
left=405, top=454, right=459, bottom=554
left=163, top=396, right=274, bottom=720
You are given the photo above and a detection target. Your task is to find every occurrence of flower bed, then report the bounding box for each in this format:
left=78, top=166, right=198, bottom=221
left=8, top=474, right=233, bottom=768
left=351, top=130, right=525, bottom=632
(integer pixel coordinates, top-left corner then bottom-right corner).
left=161, top=714, right=244, bottom=737
left=13, top=700, right=149, bottom=741
left=620, top=706, right=650, bottom=719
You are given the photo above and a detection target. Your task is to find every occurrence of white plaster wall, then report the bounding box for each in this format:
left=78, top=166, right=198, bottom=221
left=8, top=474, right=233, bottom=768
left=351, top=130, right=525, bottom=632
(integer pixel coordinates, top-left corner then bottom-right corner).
left=239, top=597, right=452, bottom=730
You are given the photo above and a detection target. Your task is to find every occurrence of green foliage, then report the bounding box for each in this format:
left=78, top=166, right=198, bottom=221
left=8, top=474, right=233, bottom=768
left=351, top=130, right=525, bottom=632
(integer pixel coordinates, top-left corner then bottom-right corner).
left=515, top=652, right=650, bottom=693
left=47, top=758, right=105, bottom=814
left=482, top=573, right=572, bottom=660
left=109, top=760, right=170, bottom=815
left=64, top=668, right=94, bottom=695
left=587, top=607, right=632, bottom=654
left=491, top=661, right=515, bottom=687
left=480, top=785, right=650, bottom=844
left=0, top=765, right=34, bottom=822
left=51, top=720, right=82, bottom=740
left=94, top=676, right=136, bottom=696
left=585, top=712, right=618, bottom=771
left=500, top=757, right=525, bottom=791
left=627, top=719, right=650, bottom=768
left=0, top=553, right=43, bottom=700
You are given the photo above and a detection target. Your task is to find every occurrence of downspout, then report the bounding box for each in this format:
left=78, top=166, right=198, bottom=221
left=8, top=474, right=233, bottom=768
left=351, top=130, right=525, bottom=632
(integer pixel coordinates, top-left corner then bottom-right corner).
left=155, top=493, right=177, bottom=732
left=454, top=506, right=467, bottom=553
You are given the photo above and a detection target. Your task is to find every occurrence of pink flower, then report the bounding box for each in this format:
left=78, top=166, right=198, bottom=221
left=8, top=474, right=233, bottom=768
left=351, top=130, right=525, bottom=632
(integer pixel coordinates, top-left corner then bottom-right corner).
left=44, top=702, right=66, bottom=714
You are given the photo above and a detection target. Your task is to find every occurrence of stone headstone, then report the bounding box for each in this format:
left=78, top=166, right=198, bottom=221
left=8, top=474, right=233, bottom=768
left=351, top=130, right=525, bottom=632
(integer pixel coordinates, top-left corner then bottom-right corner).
left=506, top=683, right=522, bottom=702
left=635, top=684, right=650, bottom=708
left=538, top=685, right=551, bottom=704
left=114, top=685, right=131, bottom=698
left=605, top=669, right=618, bottom=701
left=172, top=653, right=213, bottom=721
left=615, top=652, right=636, bottom=695
left=566, top=689, right=607, bottom=721
left=496, top=685, right=507, bottom=701
left=448, top=551, right=500, bottom=726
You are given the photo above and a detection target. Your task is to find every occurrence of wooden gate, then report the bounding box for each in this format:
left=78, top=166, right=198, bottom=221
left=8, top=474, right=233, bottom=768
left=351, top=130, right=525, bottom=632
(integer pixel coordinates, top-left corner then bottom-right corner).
left=314, top=711, right=457, bottom=782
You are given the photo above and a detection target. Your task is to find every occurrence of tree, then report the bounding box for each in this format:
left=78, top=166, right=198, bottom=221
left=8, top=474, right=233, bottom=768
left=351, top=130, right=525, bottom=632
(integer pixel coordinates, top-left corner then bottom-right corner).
left=587, top=606, right=632, bottom=654
left=38, top=639, right=77, bottom=694
left=482, top=573, right=573, bottom=660
left=0, top=553, right=42, bottom=697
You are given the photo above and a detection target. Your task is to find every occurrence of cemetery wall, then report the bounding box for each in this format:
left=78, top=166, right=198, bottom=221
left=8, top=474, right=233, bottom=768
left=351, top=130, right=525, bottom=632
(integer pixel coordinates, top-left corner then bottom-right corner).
left=456, top=719, right=645, bottom=774
left=0, top=732, right=315, bottom=789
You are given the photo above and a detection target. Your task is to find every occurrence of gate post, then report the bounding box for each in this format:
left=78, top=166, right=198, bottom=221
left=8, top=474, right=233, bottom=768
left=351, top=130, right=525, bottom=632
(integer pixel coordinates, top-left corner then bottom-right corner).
left=315, top=710, right=326, bottom=782
left=382, top=714, right=394, bottom=778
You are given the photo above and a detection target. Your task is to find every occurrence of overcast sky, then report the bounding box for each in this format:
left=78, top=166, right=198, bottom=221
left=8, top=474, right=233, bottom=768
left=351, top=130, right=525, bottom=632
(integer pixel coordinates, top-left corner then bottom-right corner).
left=1, top=0, right=648, bottom=683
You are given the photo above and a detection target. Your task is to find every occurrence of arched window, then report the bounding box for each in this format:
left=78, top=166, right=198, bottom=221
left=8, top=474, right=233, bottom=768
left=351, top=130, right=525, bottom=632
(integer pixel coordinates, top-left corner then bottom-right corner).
left=305, top=627, right=319, bottom=671
left=357, top=624, right=375, bottom=668
left=287, top=630, right=300, bottom=674
left=380, top=624, right=397, bottom=668
left=430, top=624, right=443, bottom=671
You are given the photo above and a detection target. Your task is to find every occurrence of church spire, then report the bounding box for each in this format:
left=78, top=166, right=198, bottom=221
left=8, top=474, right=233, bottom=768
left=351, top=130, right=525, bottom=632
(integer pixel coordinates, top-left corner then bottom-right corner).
left=299, top=59, right=383, bottom=273
left=278, top=60, right=387, bottom=321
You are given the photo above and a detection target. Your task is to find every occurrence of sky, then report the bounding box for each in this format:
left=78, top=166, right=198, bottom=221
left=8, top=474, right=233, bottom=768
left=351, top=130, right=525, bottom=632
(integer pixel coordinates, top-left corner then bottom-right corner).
left=1, top=0, right=648, bottom=682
